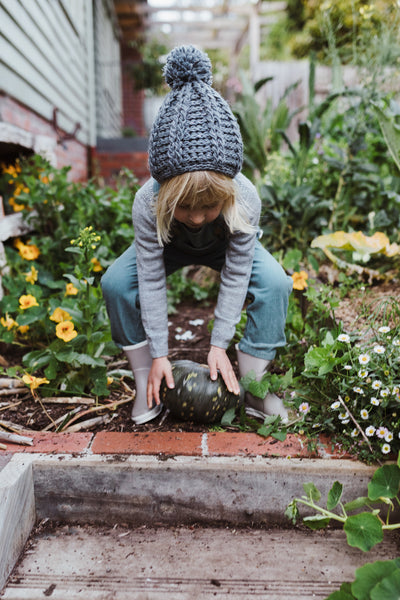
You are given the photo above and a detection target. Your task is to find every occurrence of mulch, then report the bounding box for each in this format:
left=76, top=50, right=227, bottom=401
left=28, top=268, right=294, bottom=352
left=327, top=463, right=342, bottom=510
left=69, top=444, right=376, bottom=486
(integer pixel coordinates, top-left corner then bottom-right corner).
left=0, top=300, right=233, bottom=434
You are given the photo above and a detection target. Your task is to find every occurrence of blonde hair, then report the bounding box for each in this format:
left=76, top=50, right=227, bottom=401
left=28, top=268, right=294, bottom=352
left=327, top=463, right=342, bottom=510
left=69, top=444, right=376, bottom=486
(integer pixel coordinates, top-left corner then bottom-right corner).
left=154, top=171, right=255, bottom=246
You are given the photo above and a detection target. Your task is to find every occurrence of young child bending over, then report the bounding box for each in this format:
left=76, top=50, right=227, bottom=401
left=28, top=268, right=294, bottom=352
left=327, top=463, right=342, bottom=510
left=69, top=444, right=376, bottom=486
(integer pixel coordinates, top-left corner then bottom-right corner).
left=101, top=45, right=293, bottom=424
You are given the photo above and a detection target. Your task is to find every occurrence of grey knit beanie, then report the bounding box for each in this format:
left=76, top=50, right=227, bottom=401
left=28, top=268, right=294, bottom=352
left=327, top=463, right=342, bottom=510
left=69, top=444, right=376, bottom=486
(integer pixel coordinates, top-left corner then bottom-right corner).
left=148, top=45, right=243, bottom=183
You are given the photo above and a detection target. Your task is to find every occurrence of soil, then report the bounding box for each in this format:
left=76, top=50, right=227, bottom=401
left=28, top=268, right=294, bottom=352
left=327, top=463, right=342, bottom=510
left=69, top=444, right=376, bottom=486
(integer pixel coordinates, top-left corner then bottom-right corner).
left=1, top=277, right=400, bottom=436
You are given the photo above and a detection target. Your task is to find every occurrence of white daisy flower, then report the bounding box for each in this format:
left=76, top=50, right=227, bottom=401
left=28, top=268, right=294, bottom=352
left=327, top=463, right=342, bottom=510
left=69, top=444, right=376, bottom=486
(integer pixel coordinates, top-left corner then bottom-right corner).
left=360, top=409, right=369, bottom=420
left=351, top=428, right=359, bottom=437
left=380, top=388, right=390, bottom=398
left=339, top=411, right=349, bottom=420
left=353, top=386, right=364, bottom=394
left=376, top=426, right=388, bottom=439
left=372, top=380, right=382, bottom=390
left=378, top=326, right=390, bottom=334
left=365, top=425, right=376, bottom=437
left=331, top=401, right=341, bottom=410
left=373, top=345, right=385, bottom=354
left=370, top=397, right=380, bottom=406
left=392, top=387, right=400, bottom=396
left=358, top=354, right=370, bottom=365
left=299, top=402, right=310, bottom=415
left=358, top=369, right=368, bottom=378
left=393, top=339, right=400, bottom=347
left=344, top=365, right=352, bottom=370
left=337, top=333, right=351, bottom=343
left=385, top=431, right=393, bottom=442
left=341, top=419, right=350, bottom=425
left=382, top=443, right=391, bottom=454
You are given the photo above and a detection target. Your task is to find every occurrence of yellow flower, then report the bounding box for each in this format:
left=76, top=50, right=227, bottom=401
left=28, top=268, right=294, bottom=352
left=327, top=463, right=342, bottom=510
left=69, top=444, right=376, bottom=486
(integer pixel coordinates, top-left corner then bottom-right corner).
left=17, top=324, right=30, bottom=334
left=65, top=283, right=78, bottom=296
left=19, top=242, right=40, bottom=261
left=91, top=257, right=103, bottom=272
left=56, top=320, right=78, bottom=342
left=292, top=271, right=308, bottom=291
left=19, top=294, right=39, bottom=309
left=107, top=376, right=114, bottom=386
left=9, top=196, right=25, bottom=212
left=22, top=373, right=50, bottom=392
left=0, top=314, right=18, bottom=330
left=24, top=265, right=38, bottom=284
left=50, top=307, right=72, bottom=323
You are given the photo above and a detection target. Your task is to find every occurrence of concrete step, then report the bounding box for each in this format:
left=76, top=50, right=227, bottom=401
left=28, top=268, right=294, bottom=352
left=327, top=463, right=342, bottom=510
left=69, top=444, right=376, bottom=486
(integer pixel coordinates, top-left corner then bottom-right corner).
left=2, top=523, right=398, bottom=599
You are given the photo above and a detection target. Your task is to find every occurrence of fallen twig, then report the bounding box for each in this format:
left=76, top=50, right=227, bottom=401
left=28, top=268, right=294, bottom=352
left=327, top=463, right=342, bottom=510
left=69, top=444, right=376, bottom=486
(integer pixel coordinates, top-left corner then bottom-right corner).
left=41, top=396, right=95, bottom=405
left=62, top=414, right=113, bottom=433
left=0, top=429, right=33, bottom=446
left=0, top=378, right=23, bottom=389
left=0, top=419, right=37, bottom=434
left=0, top=387, right=26, bottom=396
left=56, top=395, right=133, bottom=432
left=0, top=400, right=22, bottom=412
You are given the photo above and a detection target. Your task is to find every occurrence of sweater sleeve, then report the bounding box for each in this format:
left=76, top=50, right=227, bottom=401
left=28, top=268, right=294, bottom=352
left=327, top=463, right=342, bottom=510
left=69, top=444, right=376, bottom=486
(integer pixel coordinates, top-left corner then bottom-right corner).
left=210, top=174, right=261, bottom=349
left=132, top=180, right=169, bottom=358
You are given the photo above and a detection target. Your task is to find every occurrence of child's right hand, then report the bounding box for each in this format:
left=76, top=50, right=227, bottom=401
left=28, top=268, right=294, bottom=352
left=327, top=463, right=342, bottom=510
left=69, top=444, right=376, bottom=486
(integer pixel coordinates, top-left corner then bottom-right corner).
left=147, top=356, right=175, bottom=407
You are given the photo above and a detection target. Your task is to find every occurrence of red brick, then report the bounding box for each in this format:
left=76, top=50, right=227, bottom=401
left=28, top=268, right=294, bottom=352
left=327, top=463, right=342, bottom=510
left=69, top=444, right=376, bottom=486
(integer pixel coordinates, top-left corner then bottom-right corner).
left=206, top=432, right=318, bottom=458
left=0, top=432, right=92, bottom=454
left=91, top=431, right=203, bottom=456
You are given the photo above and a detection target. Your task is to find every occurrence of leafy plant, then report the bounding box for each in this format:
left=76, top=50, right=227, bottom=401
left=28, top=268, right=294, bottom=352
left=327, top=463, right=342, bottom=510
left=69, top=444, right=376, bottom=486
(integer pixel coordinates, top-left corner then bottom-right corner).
left=286, top=454, right=400, bottom=598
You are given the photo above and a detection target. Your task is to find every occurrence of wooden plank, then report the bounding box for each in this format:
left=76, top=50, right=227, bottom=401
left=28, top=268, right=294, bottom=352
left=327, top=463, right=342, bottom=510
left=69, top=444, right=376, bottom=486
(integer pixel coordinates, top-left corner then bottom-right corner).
left=0, top=6, right=87, bottom=117
left=2, top=1, right=87, bottom=105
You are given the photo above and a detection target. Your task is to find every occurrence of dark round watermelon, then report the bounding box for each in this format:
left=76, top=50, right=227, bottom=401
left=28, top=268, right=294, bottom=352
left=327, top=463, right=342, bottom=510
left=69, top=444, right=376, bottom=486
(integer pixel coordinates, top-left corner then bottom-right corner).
left=160, top=359, right=244, bottom=423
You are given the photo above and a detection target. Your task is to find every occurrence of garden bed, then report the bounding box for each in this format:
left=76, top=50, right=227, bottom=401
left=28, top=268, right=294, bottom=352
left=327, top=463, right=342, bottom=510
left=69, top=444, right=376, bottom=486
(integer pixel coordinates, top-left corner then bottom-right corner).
left=1, top=279, right=400, bottom=439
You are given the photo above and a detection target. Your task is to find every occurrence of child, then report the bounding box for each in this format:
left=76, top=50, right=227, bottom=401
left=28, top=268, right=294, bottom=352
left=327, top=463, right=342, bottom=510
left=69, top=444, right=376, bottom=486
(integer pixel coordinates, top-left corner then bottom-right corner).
left=101, top=45, right=293, bottom=424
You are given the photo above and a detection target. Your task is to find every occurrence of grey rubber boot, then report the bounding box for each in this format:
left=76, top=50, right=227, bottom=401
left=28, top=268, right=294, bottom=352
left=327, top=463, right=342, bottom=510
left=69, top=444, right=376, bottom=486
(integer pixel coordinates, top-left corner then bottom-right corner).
left=236, top=345, right=288, bottom=422
left=123, top=340, right=163, bottom=424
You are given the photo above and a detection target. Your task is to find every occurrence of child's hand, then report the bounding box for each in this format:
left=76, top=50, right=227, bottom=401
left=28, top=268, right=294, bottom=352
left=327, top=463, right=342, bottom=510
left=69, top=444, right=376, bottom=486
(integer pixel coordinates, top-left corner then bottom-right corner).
left=147, top=357, right=175, bottom=407
left=208, top=345, right=241, bottom=396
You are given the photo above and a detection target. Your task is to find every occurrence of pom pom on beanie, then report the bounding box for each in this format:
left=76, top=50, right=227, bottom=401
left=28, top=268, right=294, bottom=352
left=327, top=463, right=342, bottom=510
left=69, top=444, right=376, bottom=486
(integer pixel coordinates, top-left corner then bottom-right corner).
left=149, top=45, right=243, bottom=183
left=163, top=45, right=212, bottom=89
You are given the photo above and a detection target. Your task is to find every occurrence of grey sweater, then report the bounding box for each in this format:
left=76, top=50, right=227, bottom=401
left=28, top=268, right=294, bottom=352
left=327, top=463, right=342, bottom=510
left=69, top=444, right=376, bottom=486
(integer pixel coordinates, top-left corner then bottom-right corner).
left=132, top=173, right=261, bottom=358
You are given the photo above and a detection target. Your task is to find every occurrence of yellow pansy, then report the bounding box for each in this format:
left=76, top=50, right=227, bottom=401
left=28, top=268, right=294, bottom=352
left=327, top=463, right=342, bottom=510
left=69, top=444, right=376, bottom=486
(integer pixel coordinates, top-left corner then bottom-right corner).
left=292, top=271, right=308, bottom=291
left=56, top=320, right=78, bottom=342
left=65, top=283, right=78, bottom=296
left=17, top=325, right=30, bottom=334
left=19, top=294, right=39, bottom=309
left=22, top=373, right=50, bottom=392
left=91, top=257, right=103, bottom=272
left=50, top=307, right=72, bottom=323
left=24, top=266, right=38, bottom=284
left=0, top=314, right=18, bottom=330
left=19, top=242, right=40, bottom=261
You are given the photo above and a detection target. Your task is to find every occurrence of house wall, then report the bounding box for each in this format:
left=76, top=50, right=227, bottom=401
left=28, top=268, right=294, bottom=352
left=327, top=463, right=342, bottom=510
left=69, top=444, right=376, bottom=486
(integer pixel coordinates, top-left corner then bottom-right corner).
left=0, top=0, right=123, bottom=180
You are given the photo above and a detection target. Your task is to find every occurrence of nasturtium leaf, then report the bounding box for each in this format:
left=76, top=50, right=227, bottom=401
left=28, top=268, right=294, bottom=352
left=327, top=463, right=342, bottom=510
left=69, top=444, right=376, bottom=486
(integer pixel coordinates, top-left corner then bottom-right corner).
left=327, top=481, right=343, bottom=510
left=324, top=589, right=354, bottom=600
left=344, top=513, right=383, bottom=552
left=303, top=482, right=321, bottom=502
left=368, top=464, right=400, bottom=501
left=370, top=568, right=400, bottom=600
left=221, top=407, right=236, bottom=426
left=352, top=560, right=399, bottom=600
left=344, top=497, right=370, bottom=512
left=303, top=515, right=330, bottom=530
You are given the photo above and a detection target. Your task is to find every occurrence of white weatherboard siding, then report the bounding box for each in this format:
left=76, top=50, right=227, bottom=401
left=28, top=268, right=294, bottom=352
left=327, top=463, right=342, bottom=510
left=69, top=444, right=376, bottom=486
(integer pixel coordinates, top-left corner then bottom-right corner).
left=0, top=0, right=122, bottom=145
left=94, top=0, right=122, bottom=138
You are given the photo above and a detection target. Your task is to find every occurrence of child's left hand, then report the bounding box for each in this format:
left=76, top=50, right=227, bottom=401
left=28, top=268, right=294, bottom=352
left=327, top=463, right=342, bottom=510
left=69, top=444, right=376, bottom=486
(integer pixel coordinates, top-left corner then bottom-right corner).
left=208, top=346, right=241, bottom=396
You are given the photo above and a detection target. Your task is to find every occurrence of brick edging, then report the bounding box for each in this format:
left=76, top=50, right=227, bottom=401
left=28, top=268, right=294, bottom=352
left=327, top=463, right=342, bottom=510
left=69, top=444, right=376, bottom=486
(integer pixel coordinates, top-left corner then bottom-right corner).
left=0, top=431, right=350, bottom=459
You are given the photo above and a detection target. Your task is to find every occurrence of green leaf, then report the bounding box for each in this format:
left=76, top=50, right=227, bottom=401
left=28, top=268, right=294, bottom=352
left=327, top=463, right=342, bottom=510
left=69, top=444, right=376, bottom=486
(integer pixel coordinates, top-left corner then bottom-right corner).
left=371, top=568, right=400, bottom=600
left=271, top=430, right=287, bottom=442
left=327, top=481, right=343, bottom=511
left=324, top=587, right=354, bottom=600
left=221, top=407, right=236, bottom=426
left=368, top=464, right=400, bottom=501
left=344, top=497, right=370, bottom=512
left=303, top=482, right=321, bottom=502
left=352, top=560, right=399, bottom=600
left=303, top=515, right=330, bottom=530
left=284, top=500, right=299, bottom=525
left=344, top=513, right=383, bottom=552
